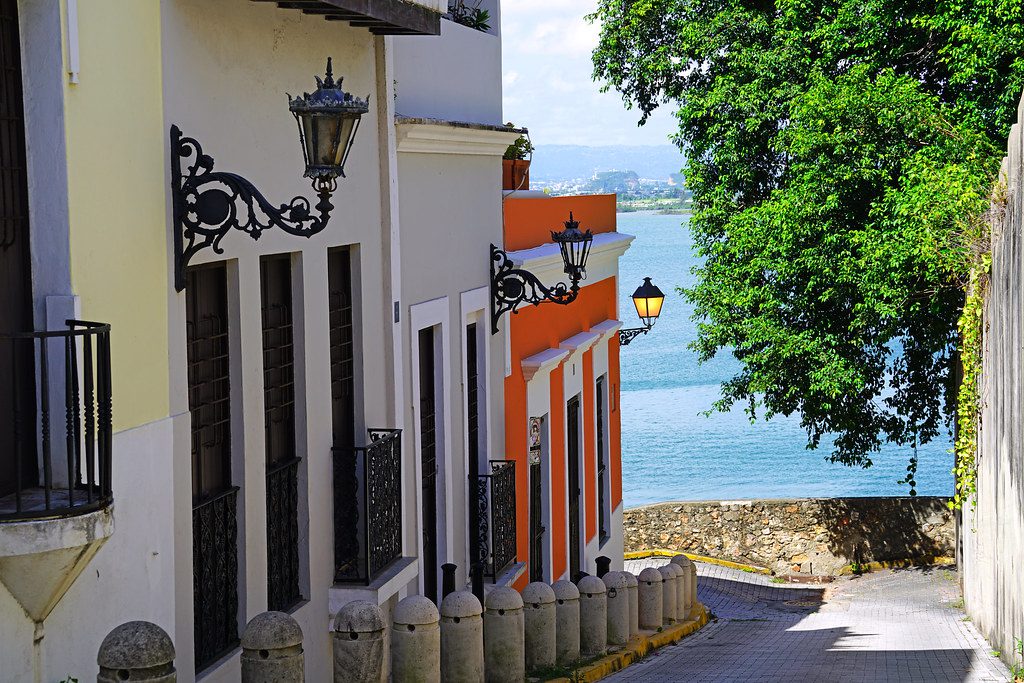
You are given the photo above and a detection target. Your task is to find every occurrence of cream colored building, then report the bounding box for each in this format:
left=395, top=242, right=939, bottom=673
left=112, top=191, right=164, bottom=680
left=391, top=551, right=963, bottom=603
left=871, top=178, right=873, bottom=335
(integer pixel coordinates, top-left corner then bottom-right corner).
left=0, top=1, right=521, bottom=680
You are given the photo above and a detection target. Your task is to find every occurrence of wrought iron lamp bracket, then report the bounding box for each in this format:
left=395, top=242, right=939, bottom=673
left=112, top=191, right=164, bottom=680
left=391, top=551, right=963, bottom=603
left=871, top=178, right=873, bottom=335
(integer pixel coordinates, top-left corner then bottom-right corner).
left=618, top=325, right=653, bottom=346
left=170, top=124, right=335, bottom=292
left=490, top=244, right=582, bottom=334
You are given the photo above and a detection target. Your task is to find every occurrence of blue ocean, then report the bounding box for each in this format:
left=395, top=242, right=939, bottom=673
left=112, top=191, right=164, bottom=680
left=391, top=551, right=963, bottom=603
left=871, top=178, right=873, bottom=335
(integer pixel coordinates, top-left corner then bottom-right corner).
left=616, top=212, right=954, bottom=506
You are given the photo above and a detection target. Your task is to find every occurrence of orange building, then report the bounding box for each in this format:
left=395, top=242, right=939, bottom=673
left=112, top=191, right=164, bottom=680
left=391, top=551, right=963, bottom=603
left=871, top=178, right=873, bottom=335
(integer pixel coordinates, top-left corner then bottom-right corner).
left=499, top=194, right=633, bottom=585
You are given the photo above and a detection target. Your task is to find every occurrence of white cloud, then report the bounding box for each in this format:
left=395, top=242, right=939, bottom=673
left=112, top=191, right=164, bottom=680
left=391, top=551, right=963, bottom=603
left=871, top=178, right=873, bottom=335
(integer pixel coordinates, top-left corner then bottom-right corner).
left=500, top=0, right=677, bottom=145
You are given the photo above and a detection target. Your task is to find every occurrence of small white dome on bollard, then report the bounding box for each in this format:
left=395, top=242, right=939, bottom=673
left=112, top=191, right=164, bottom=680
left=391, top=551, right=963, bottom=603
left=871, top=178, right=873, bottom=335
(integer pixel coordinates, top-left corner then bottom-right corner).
left=240, top=611, right=304, bottom=683
left=658, top=563, right=683, bottom=624
left=483, top=586, right=525, bottom=683
left=602, top=571, right=630, bottom=647
left=577, top=575, right=607, bottom=658
left=97, top=621, right=176, bottom=683
left=392, top=595, right=441, bottom=683
left=623, top=572, right=639, bottom=637
left=670, top=555, right=694, bottom=613
left=637, top=567, right=664, bottom=631
left=440, top=590, right=485, bottom=683
left=551, top=580, right=580, bottom=667
left=522, top=582, right=557, bottom=671
left=333, top=600, right=387, bottom=683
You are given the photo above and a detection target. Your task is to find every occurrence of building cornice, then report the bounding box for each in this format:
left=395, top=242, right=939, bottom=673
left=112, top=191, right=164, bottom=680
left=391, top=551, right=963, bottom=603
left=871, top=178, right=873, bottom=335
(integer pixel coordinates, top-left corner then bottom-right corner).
left=507, top=232, right=635, bottom=286
left=559, top=330, right=601, bottom=356
left=521, top=347, right=570, bottom=383
left=395, top=116, right=524, bottom=156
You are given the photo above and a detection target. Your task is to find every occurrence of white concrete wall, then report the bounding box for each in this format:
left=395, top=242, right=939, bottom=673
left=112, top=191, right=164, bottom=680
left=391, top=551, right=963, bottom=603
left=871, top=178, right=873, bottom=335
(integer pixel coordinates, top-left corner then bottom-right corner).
left=393, top=19, right=503, bottom=125
left=961, top=92, right=1024, bottom=666
left=160, top=2, right=391, bottom=680
left=397, top=149, right=506, bottom=594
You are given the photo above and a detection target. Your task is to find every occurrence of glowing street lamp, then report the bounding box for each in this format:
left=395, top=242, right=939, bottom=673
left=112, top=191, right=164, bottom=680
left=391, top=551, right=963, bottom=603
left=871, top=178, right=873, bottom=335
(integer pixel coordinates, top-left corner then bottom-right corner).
left=619, top=277, right=665, bottom=345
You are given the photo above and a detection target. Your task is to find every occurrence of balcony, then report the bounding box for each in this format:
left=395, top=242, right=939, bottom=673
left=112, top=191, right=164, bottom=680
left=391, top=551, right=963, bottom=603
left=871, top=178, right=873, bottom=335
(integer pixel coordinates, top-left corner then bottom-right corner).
left=471, top=459, right=517, bottom=586
left=0, top=320, right=114, bottom=623
left=333, top=429, right=403, bottom=584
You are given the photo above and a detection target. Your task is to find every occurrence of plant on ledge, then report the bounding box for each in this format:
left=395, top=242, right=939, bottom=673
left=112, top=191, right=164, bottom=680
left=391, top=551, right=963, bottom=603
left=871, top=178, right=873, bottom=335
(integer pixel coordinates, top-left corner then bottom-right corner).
left=447, top=0, right=491, bottom=32
left=502, top=124, right=533, bottom=191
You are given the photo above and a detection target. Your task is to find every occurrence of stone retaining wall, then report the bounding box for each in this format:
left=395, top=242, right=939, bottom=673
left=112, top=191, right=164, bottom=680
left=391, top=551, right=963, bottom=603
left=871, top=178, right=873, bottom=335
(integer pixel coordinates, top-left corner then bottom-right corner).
left=624, top=496, right=953, bottom=575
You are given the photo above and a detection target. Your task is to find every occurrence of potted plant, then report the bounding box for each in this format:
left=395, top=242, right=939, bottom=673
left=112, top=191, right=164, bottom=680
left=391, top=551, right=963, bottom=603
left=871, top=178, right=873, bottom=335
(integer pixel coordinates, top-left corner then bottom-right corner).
left=446, top=1, right=491, bottom=32
left=503, top=125, right=533, bottom=191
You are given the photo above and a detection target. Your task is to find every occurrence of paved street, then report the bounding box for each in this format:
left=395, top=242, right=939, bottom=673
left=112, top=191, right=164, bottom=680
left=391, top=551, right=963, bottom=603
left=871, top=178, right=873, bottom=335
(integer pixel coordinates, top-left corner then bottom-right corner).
left=612, top=558, right=1010, bottom=682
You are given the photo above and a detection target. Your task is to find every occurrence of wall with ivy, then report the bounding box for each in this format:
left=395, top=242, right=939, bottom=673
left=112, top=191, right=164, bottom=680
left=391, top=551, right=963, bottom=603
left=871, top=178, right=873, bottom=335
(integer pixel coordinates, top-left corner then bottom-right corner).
left=960, top=92, right=1024, bottom=664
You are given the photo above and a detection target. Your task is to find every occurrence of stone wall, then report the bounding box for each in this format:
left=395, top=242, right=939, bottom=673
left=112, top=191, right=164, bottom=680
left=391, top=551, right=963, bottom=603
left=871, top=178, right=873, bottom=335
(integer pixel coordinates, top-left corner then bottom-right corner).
left=624, top=497, right=954, bottom=576
left=960, top=91, right=1024, bottom=663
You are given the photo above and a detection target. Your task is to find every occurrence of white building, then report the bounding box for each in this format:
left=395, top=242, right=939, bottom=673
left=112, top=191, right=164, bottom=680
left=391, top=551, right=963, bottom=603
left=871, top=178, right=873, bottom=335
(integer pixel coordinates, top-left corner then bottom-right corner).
left=0, top=1, right=524, bottom=680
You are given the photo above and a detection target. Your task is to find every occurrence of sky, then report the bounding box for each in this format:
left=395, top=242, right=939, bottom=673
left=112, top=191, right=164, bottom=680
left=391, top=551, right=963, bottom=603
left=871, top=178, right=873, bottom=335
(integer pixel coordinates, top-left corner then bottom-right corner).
left=500, top=0, right=679, bottom=147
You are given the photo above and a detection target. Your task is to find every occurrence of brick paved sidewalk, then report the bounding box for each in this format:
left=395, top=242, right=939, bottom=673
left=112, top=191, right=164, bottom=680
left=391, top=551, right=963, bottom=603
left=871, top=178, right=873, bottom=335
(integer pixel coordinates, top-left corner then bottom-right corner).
left=609, top=558, right=1009, bottom=682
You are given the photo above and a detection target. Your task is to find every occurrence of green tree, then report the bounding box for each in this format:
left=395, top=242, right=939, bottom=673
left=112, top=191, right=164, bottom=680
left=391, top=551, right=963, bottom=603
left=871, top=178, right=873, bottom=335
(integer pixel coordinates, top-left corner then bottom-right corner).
left=591, top=0, right=1023, bottom=477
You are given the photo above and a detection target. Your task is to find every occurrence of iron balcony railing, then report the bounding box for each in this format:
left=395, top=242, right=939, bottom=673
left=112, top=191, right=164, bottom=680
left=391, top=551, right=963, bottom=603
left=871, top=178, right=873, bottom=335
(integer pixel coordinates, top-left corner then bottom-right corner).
left=472, top=459, right=517, bottom=584
left=192, top=485, right=240, bottom=668
left=333, top=428, right=402, bottom=584
left=0, top=320, right=112, bottom=521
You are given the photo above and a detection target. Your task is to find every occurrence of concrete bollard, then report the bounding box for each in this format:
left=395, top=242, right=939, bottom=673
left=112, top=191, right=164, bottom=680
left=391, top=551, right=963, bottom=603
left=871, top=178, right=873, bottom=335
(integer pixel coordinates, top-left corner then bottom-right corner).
left=552, top=580, right=580, bottom=667
left=624, top=571, right=639, bottom=637
left=392, top=595, right=441, bottom=683
left=483, top=586, right=525, bottom=683
left=440, top=590, right=484, bottom=682
left=97, top=621, right=176, bottom=683
left=522, top=582, right=557, bottom=671
left=577, top=575, right=607, bottom=657
left=670, top=555, right=694, bottom=614
left=638, top=567, right=664, bottom=631
left=602, top=571, right=630, bottom=647
left=240, top=611, right=304, bottom=683
left=658, top=564, right=681, bottom=624
left=333, top=600, right=386, bottom=683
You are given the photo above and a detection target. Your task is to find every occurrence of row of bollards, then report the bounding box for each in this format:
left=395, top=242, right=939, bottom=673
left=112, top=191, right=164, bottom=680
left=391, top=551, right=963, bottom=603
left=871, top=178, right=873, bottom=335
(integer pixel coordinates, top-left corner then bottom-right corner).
left=94, top=556, right=698, bottom=682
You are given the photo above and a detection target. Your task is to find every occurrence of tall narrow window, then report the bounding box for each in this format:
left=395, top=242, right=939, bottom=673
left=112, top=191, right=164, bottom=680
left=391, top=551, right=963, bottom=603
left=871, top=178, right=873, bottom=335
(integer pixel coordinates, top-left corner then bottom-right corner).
left=566, top=395, right=582, bottom=580
left=187, top=263, right=238, bottom=671
left=260, top=255, right=301, bottom=612
left=419, top=327, right=439, bottom=603
left=596, top=376, right=608, bottom=544
left=329, top=248, right=360, bottom=582
left=529, top=417, right=545, bottom=583
left=0, top=0, right=34, bottom=499
left=466, top=323, right=484, bottom=591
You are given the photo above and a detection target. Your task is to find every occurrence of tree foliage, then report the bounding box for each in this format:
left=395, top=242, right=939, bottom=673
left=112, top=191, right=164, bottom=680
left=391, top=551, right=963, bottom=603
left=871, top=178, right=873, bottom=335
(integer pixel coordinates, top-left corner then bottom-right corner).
left=591, top=0, right=1023, bottom=469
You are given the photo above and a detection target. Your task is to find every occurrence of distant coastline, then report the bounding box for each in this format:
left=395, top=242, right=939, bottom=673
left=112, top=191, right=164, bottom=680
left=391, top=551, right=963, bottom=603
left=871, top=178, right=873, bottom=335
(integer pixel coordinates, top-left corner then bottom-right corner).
left=616, top=197, right=691, bottom=214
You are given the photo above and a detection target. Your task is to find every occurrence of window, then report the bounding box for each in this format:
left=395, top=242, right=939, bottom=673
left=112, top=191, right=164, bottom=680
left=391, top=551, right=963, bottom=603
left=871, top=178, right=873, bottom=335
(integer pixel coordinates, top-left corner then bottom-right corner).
left=186, top=263, right=238, bottom=670
left=419, top=327, right=439, bottom=603
left=597, top=376, right=609, bottom=544
left=260, top=255, right=301, bottom=612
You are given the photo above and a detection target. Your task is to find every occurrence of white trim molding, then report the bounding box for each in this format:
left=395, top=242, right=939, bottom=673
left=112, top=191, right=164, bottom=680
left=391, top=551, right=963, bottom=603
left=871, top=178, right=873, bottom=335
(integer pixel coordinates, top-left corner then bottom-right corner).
left=559, top=330, right=601, bottom=356
left=508, top=232, right=635, bottom=288
left=395, top=117, right=523, bottom=156
left=522, top=347, right=570, bottom=383
left=590, top=319, right=623, bottom=343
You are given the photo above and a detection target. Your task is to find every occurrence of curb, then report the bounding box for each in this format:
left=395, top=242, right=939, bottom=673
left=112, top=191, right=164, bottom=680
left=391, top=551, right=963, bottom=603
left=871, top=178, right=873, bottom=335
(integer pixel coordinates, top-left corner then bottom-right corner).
left=837, top=555, right=956, bottom=575
left=624, top=549, right=772, bottom=575
left=545, top=602, right=710, bottom=682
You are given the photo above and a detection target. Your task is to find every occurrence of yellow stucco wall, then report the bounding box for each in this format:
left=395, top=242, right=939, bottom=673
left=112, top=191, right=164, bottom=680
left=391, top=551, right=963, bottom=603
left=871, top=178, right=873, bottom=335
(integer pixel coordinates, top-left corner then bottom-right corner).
left=63, top=1, right=169, bottom=432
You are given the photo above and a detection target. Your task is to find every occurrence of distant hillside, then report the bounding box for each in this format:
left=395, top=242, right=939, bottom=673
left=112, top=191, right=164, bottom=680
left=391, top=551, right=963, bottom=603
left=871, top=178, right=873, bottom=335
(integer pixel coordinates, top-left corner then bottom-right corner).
left=530, top=145, right=686, bottom=183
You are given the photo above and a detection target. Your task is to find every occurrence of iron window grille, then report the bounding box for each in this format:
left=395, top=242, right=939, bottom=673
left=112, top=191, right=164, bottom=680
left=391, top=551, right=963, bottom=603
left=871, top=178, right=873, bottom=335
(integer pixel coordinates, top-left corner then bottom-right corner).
left=333, top=429, right=403, bottom=584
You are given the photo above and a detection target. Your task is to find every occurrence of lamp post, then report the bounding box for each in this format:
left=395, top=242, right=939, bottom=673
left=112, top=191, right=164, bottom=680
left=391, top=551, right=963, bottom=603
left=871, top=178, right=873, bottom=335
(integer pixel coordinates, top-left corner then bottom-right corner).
left=618, top=277, right=665, bottom=345
left=169, top=58, right=368, bottom=292
left=490, top=212, right=594, bottom=334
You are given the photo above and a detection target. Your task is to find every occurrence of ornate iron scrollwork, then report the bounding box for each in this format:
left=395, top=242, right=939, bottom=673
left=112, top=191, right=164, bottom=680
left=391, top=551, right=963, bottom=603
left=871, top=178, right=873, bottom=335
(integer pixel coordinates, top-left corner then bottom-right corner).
left=618, top=326, right=652, bottom=346
left=170, top=125, right=336, bottom=292
left=490, top=244, right=581, bottom=334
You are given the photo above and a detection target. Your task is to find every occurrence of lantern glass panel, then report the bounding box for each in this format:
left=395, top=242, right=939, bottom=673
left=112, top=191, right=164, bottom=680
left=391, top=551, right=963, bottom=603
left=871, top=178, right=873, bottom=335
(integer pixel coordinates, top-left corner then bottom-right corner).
left=633, top=294, right=664, bottom=324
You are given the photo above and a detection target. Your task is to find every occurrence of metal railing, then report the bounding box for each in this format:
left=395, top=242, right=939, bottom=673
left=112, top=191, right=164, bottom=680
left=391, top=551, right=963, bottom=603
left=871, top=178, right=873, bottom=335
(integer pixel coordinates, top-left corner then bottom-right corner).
left=192, top=486, right=240, bottom=670
left=266, top=456, right=301, bottom=611
left=473, top=459, right=517, bottom=586
left=333, top=429, right=402, bottom=584
left=0, top=320, right=112, bottom=521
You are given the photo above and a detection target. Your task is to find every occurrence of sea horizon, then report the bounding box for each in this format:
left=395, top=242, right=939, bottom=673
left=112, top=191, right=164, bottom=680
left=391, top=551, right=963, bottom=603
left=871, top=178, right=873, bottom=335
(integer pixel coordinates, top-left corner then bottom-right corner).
left=616, top=211, right=955, bottom=507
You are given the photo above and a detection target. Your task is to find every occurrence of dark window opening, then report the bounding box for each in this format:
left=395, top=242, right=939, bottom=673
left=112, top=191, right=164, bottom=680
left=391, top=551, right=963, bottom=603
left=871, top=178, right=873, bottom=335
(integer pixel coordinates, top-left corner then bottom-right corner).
left=419, top=327, right=439, bottom=603
left=187, top=263, right=238, bottom=671
left=597, top=376, right=608, bottom=544
left=260, top=255, right=302, bottom=612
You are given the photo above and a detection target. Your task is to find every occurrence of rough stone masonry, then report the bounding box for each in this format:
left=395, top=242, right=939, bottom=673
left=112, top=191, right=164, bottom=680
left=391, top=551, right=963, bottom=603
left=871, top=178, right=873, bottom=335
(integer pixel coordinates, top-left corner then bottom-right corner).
left=623, top=496, right=953, bottom=575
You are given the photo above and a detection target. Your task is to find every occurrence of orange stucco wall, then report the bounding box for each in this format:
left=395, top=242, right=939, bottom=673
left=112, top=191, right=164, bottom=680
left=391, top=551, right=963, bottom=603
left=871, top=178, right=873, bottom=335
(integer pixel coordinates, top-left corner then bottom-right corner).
left=503, top=193, right=623, bottom=586
left=503, top=194, right=617, bottom=251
